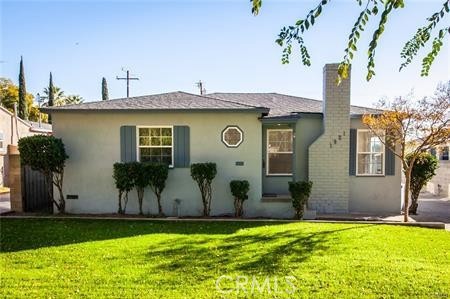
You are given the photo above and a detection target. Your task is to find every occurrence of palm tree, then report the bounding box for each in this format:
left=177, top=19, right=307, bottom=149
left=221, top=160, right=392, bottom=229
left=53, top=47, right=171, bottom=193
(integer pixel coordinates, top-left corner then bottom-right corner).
left=64, top=95, right=83, bottom=105
left=42, top=86, right=65, bottom=106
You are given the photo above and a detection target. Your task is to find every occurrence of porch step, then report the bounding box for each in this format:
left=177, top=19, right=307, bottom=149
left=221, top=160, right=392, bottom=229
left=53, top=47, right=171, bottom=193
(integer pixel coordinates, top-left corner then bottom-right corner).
left=261, top=194, right=292, bottom=203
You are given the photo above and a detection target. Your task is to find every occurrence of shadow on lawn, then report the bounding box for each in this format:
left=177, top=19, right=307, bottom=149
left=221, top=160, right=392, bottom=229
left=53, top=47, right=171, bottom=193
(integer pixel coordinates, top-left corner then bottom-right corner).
left=144, top=225, right=374, bottom=275
left=0, top=218, right=295, bottom=252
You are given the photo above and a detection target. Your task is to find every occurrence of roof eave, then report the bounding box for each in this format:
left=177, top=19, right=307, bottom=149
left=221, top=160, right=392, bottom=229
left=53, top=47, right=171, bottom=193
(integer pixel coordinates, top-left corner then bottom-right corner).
left=40, top=107, right=271, bottom=114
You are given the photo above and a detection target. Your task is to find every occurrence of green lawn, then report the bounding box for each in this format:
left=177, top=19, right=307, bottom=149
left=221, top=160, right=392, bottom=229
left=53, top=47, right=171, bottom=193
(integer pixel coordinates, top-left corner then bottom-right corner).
left=1, top=219, right=449, bottom=298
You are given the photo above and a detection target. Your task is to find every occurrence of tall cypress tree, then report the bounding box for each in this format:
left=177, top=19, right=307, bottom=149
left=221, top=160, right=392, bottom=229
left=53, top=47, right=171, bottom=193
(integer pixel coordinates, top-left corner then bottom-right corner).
left=48, top=72, right=54, bottom=124
left=102, top=77, right=109, bottom=101
left=18, top=56, right=28, bottom=120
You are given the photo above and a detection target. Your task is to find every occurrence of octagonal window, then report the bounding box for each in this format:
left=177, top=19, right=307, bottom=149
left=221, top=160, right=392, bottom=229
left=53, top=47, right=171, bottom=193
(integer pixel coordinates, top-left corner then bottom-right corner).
left=222, top=126, right=243, bottom=148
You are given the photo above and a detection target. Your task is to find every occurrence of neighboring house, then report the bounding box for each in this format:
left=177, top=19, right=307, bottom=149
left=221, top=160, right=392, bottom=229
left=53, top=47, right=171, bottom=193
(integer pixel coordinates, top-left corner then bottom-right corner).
left=42, top=64, right=401, bottom=217
left=427, top=143, right=450, bottom=197
left=0, top=106, right=52, bottom=186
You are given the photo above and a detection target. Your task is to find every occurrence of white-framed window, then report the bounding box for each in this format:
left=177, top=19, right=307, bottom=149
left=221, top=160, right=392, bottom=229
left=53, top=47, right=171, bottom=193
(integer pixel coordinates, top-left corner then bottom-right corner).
left=356, top=130, right=385, bottom=176
left=267, top=129, right=293, bottom=175
left=137, top=126, right=173, bottom=166
left=222, top=126, right=243, bottom=148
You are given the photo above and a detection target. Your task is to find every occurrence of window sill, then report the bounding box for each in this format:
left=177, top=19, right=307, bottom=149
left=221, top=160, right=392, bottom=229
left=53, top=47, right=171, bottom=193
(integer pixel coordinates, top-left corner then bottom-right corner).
left=265, top=174, right=293, bottom=177
left=355, top=174, right=385, bottom=177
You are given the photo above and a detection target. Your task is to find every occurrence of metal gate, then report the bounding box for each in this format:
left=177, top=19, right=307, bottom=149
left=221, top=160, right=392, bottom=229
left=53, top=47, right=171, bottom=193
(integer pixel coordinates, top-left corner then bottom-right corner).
left=21, top=166, right=53, bottom=212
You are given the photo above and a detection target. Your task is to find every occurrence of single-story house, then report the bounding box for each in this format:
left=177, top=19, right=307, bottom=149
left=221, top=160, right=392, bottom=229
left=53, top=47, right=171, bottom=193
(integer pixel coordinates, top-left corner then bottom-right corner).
left=42, top=64, right=401, bottom=217
left=0, top=106, right=52, bottom=187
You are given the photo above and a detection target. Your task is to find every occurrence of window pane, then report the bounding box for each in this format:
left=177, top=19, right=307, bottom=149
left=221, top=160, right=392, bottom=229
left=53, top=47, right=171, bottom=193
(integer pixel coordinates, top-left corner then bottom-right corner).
left=140, top=148, right=151, bottom=156
left=150, top=128, right=161, bottom=137
left=268, top=130, right=293, bottom=153
left=358, top=153, right=383, bottom=175
left=268, top=153, right=292, bottom=174
left=150, top=148, right=162, bottom=156
left=161, top=148, right=171, bottom=156
left=372, top=153, right=383, bottom=174
left=139, top=128, right=150, bottom=137
left=150, top=137, right=161, bottom=146
left=161, top=128, right=172, bottom=137
left=370, top=137, right=382, bottom=152
left=161, top=137, right=172, bottom=146
left=357, top=131, right=371, bottom=152
left=139, top=137, right=150, bottom=146
left=162, top=156, right=172, bottom=165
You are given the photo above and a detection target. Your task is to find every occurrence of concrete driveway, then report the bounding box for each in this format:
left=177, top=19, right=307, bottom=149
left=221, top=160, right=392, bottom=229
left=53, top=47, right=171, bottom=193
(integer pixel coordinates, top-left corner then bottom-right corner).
left=411, top=193, right=450, bottom=223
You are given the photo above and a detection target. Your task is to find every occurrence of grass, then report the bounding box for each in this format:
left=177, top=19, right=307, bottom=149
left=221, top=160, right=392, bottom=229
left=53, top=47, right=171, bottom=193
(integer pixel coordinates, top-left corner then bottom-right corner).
left=0, top=219, right=449, bottom=298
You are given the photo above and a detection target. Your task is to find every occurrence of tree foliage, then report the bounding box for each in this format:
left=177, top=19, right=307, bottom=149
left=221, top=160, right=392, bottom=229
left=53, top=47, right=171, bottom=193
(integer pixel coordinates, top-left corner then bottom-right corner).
left=18, top=135, right=68, bottom=213
left=230, top=180, right=250, bottom=217
left=18, top=57, right=28, bottom=120
left=102, top=77, right=109, bottom=101
left=288, top=181, right=313, bottom=219
left=406, top=152, right=438, bottom=214
left=0, top=78, right=44, bottom=122
left=42, top=85, right=83, bottom=106
left=191, top=162, right=217, bottom=216
left=362, top=82, right=449, bottom=222
left=251, top=0, right=450, bottom=82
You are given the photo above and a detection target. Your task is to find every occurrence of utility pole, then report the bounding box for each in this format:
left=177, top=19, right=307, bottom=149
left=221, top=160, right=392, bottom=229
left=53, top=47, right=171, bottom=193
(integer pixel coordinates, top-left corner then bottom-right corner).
left=116, top=69, right=139, bottom=98
left=196, top=80, right=206, bottom=95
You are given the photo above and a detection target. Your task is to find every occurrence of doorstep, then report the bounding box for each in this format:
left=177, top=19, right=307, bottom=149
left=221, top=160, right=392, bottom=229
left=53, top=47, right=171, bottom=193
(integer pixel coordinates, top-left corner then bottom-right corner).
left=261, top=194, right=292, bottom=203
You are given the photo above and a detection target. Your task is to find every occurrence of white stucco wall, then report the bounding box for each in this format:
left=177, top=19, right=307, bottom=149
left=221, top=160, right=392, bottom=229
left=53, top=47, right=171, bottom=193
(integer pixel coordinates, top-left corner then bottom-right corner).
left=0, top=108, right=41, bottom=186
left=53, top=111, right=296, bottom=217
left=349, top=118, right=402, bottom=213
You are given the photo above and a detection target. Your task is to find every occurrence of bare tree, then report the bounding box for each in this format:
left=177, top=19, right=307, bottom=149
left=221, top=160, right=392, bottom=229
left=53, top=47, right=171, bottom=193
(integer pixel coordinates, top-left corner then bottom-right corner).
left=363, top=82, right=449, bottom=222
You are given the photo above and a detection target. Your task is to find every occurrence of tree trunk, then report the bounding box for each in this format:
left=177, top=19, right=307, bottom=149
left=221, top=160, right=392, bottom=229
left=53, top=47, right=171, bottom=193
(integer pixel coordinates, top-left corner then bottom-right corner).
left=156, top=192, right=164, bottom=216
left=56, top=183, right=65, bottom=214
left=137, top=188, right=144, bottom=215
left=118, top=190, right=123, bottom=214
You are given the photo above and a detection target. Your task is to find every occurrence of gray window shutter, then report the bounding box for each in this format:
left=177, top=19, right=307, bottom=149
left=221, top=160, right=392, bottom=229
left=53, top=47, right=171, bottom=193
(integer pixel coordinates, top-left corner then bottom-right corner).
left=385, top=146, right=395, bottom=176
left=174, top=126, right=190, bottom=168
left=120, top=126, right=137, bottom=162
left=349, top=129, right=357, bottom=175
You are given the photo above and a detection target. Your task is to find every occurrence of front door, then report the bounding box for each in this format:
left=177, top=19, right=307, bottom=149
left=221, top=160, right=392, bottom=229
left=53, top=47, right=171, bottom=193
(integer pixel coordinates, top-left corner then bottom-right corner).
left=262, top=125, right=294, bottom=195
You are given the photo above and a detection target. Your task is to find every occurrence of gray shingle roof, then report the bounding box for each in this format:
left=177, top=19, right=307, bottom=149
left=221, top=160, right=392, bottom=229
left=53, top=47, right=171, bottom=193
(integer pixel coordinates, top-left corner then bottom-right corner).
left=41, top=91, right=267, bottom=113
left=41, top=90, right=381, bottom=117
left=208, top=93, right=381, bottom=117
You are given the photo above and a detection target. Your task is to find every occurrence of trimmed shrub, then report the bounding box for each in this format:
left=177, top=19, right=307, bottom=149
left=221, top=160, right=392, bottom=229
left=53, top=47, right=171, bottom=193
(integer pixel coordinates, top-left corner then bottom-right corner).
left=129, top=162, right=151, bottom=215
left=191, top=162, right=217, bottom=216
left=288, top=181, right=313, bottom=219
left=147, top=163, right=169, bottom=216
left=113, top=162, right=134, bottom=214
left=406, top=152, right=438, bottom=214
left=230, top=180, right=250, bottom=217
left=18, top=135, right=68, bottom=213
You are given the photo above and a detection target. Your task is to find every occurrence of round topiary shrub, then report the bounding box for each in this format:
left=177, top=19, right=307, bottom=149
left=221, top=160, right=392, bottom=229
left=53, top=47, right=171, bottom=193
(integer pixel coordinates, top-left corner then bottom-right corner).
left=190, top=162, right=217, bottom=216
left=288, top=181, right=313, bottom=219
left=230, top=180, right=250, bottom=217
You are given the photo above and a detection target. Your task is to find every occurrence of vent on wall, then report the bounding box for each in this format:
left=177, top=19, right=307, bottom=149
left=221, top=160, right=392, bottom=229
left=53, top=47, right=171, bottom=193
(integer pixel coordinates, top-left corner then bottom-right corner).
left=67, top=195, right=79, bottom=200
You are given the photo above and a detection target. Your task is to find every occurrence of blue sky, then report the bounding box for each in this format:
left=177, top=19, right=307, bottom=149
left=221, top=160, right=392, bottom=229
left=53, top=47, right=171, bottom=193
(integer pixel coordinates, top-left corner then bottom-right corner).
left=1, top=0, right=449, bottom=107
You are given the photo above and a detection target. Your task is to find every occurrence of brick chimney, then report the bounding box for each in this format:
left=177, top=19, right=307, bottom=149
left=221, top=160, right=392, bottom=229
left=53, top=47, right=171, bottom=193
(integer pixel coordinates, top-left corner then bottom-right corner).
left=308, top=63, right=351, bottom=213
